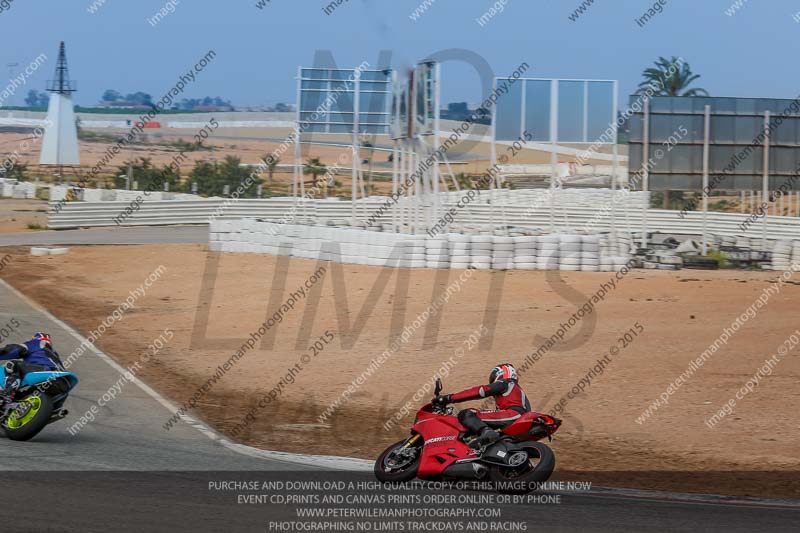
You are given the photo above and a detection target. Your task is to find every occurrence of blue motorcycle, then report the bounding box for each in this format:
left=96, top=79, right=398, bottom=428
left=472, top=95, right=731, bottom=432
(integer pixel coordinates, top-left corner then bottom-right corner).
left=1, top=363, right=79, bottom=441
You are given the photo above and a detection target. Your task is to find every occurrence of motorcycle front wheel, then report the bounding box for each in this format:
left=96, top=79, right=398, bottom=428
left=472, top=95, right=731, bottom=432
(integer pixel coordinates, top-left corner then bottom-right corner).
left=489, top=442, right=556, bottom=494
left=3, top=392, right=54, bottom=442
left=374, top=436, right=422, bottom=483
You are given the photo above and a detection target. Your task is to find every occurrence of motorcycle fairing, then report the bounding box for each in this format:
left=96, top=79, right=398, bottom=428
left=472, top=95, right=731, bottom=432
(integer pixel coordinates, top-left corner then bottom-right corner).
left=412, top=413, right=474, bottom=479
left=411, top=409, right=563, bottom=478
left=2, top=371, right=79, bottom=391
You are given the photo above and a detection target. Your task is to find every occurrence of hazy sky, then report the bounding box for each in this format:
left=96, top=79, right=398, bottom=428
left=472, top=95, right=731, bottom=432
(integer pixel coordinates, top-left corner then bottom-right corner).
left=2, top=0, right=800, bottom=107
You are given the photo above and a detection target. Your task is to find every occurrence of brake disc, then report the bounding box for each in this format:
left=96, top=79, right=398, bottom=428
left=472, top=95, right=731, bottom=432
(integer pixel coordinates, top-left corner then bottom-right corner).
left=13, top=401, right=33, bottom=418
left=507, top=451, right=529, bottom=467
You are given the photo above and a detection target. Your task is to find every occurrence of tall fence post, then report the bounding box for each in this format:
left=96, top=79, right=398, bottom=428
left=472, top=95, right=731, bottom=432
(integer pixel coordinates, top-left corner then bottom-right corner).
left=641, top=98, right=650, bottom=249
left=702, top=105, right=711, bottom=255
left=762, top=111, right=771, bottom=251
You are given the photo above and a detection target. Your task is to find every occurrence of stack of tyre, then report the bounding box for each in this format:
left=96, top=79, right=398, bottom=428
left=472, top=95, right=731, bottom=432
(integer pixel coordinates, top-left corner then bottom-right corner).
left=214, top=220, right=237, bottom=252
left=400, top=236, right=426, bottom=268
left=537, top=235, right=560, bottom=270
left=771, top=240, right=793, bottom=271
left=312, top=226, right=334, bottom=261
left=469, top=235, right=493, bottom=269
left=251, top=222, right=271, bottom=254
left=297, top=225, right=322, bottom=260
left=557, top=235, right=583, bottom=271
left=317, top=227, right=341, bottom=263
left=337, top=228, right=361, bottom=264
left=513, top=236, right=538, bottom=270
left=208, top=220, right=226, bottom=252
left=233, top=219, right=251, bottom=253
left=598, top=234, right=629, bottom=272
left=580, top=235, right=601, bottom=272
left=425, top=236, right=450, bottom=269
left=733, top=235, right=752, bottom=258
left=492, top=236, right=515, bottom=270
left=448, top=234, right=471, bottom=269
left=365, top=231, right=405, bottom=266
left=616, top=233, right=634, bottom=257
left=275, top=223, right=298, bottom=257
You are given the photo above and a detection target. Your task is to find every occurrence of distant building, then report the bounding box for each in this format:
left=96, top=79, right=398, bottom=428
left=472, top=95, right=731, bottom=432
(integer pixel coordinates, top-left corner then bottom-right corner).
left=192, top=105, right=234, bottom=112
left=441, top=101, right=490, bottom=124
left=96, top=101, right=154, bottom=110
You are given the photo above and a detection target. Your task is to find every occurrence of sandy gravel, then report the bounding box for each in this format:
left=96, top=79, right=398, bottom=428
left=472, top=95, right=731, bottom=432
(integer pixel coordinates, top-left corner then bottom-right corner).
left=0, top=199, right=48, bottom=233
left=0, top=244, right=798, bottom=497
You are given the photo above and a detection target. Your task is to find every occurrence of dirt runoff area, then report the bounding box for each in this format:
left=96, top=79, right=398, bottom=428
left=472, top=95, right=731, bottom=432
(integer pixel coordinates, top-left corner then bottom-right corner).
left=0, top=199, right=48, bottom=233
left=0, top=244, right=798, bottom=498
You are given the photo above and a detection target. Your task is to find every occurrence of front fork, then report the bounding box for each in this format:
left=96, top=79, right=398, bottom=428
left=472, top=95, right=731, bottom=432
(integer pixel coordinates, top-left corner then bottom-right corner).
left=403, top=434, right=422, bottom=448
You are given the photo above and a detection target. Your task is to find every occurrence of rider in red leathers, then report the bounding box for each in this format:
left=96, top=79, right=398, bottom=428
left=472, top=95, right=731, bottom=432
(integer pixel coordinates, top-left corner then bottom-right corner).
left=433, top=363, right=531, bottom=447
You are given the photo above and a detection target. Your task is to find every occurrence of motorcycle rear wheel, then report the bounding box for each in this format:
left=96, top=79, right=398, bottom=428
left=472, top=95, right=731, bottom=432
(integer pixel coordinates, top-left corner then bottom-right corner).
left=489, top=442, right=556, bottom=494
left=3, top=392, right=54, bottom=442
left=374, top=437, right=421, bottom=483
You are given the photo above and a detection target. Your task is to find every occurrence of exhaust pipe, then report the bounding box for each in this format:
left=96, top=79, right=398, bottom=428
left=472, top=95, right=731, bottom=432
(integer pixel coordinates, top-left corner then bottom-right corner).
left=48, top=409, right=68, bottom=424
left=442, top=462, right=488, bottom=480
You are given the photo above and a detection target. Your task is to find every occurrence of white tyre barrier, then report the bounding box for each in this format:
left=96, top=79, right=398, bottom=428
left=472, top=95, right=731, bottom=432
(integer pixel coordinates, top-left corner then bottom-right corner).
left=559, top=244, right=583, bottom=253
left=208, top=220, right=648, bottom=272
left=791, top=242, right=800, bottom=266
left=30, top=247, right=70, bottom=256
left=772, top=240, right=793, bottom=270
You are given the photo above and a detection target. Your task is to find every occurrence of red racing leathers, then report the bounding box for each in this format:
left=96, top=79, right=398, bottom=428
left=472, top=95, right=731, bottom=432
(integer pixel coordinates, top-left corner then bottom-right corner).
left=448, top=379, right=532, bottom=434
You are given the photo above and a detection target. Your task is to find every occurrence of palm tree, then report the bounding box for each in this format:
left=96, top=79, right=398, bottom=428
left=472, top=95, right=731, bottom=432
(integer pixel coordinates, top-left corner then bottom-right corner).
left=636, top=56, right=709, bottom=97
left=303, top=158, right=327, bottom=188
left=263, top=155, right=279, bottom=184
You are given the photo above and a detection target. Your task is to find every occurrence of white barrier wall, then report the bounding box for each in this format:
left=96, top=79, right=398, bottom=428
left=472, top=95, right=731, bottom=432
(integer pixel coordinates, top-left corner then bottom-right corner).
left=48, top=184, right=69, bottom=202
left=1, top=179, right=39, bottom=199
left=48, top=189, right=800, bottom=245
left=209, top=219, right=634, bottom=271
left=1, top=180, right=17, bottom=197
left=0, top=181, right=201, bottom=202
left=767, top=239, right=800, bottom=271
left=210, top=219, right=800, bottom=272
left=47, top=185, right=202, bottom=203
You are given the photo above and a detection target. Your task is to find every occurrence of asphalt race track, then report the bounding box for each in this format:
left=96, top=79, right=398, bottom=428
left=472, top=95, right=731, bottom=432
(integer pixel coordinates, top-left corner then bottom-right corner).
left=0, top=269, right=798, bottom=531
left=0, top=280, right=326, bottom=471
left=0, top=225, right=208, bottom=247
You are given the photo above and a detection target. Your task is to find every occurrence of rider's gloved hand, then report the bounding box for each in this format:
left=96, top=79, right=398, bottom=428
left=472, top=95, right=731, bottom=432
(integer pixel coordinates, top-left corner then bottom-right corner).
left=432, top=394, right=452, bottom=410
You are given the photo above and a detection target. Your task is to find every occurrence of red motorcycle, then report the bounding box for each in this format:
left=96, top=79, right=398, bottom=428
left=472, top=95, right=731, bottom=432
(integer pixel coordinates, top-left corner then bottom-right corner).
left=375, top=379, right=562, bottom=493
